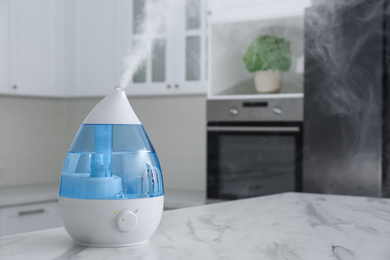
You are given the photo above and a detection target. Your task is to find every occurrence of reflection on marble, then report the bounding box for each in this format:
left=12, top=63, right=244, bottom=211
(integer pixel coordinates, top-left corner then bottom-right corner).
left=1, top=192, right=390, bottom=260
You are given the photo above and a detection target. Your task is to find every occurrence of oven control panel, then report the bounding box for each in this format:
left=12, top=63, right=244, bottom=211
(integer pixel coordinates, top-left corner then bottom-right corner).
left=207, top=97, right=303, bottom=122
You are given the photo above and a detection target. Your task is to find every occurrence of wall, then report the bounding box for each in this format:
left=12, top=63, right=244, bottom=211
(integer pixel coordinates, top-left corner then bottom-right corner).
left=0, top=94, right=207, bottom=192
left=0, top=96, right=68, bottom=186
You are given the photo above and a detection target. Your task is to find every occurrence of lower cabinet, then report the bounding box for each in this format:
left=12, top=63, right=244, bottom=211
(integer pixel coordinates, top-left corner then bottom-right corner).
left=0, top=201, right=62, bottom=236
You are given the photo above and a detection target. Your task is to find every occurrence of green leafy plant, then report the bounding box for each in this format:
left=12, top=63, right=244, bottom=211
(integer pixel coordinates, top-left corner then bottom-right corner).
left=243, top=35, right=291, bottom=73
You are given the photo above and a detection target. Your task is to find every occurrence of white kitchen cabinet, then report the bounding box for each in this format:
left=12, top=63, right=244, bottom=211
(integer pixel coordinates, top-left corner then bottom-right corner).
left=63, top=0, right=122, bottom=97
left=174, top=0, right=208, bottom=94
left=1, top=0, right=207, bottom=97
left=0, top=201, right=62, bottom=236
left=121, top=0, right=173, bottom=95
left=8, top=0, right=62, bottom=96
left=64, top=0, right=208, bottom=97
left=126, top=0, right=207, bottom=96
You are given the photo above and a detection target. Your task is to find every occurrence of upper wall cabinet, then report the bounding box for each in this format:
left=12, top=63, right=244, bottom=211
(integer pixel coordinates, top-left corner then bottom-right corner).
left=120, top=0, right=174, bottom=95
left=0, top=0, right=207, bottom=97
left=63, top=0, right=122, bottom=97
left=175, top=0, right=208, bottom=94
left=8, top=0, right=62, bottom=96
left=125, top=0, right=207, bottom=96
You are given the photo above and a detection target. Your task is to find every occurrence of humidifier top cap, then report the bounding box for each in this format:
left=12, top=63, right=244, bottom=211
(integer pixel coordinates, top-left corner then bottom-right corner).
left=83, top=87, right=141, bottom=125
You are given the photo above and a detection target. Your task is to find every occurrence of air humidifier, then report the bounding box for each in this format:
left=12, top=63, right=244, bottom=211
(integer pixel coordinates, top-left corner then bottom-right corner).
left=59, top=87, right=164, bottom=247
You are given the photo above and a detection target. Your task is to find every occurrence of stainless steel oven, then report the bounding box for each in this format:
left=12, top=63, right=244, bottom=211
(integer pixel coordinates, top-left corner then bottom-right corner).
left=207, top=97, right=303, bottom=200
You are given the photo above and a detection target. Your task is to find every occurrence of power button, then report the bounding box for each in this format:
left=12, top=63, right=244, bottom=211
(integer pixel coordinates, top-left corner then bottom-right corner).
left=115, top=210, right=138, bottom=232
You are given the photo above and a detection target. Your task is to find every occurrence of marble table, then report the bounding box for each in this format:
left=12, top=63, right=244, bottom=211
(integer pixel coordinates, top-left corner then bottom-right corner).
left=1, top=192, right=390, bottom=260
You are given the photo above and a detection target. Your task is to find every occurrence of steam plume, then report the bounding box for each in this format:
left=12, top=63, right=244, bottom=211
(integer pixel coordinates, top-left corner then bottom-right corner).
left=304, top=0, right=385, bottom=196
left=119, top=0, right=172, bottom=89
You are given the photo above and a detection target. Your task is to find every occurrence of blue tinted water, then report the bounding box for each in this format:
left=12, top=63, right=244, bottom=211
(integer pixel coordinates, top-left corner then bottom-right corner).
left=59, top=124, right=164, bottom=200
left=60, top=151, right=163, bottom=199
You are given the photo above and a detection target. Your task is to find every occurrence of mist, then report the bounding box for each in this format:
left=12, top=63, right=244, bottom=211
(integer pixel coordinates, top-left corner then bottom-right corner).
left=304, top=0, right=386, bottom=196
left=119, top=0, right=178, bottom=89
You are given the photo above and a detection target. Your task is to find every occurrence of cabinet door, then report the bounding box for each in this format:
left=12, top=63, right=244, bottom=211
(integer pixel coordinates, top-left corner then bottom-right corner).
left=174, top=0, right=207, bottom=94
left=0, top=0, right=9, bottom=94
left=9, top=0, right=61, bottom=96
left=65, top=0, right=121, bottom=97
left=0, top=202, right=62, bottom=236
left=125, top=0, right=174, bottom=95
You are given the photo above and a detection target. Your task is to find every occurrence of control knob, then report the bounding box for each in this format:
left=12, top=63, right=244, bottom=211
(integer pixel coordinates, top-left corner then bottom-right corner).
left=229, top=106, right=239, bottom=116
left=115, top=210, right=138, bottom=232
left=273, top=106, right=282, bottom=115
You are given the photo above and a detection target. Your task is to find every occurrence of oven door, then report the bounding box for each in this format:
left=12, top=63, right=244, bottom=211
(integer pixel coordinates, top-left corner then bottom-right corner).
left=207, top=124, right=302, bottom=200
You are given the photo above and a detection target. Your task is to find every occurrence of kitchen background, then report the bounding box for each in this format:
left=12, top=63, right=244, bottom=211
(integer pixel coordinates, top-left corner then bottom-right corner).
left=1, top=0, right=386, bottom=237
left=0, top=0, right=212, bottom=235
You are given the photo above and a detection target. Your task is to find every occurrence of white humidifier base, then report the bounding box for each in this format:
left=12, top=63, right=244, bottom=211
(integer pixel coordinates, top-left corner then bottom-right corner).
left=59, top=196, right=164, bottom=247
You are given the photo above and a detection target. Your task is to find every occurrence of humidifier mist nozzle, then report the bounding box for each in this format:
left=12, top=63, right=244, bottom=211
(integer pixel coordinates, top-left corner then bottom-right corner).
left=82, top=87, right=141, bottom=125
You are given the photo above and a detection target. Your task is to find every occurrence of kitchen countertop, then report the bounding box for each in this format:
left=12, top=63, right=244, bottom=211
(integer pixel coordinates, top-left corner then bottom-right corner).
left=1, top=192, right=389, bottom=260
left=0, top=183, right=205, bottom=209
left=0, top=184, right=59, bottom=207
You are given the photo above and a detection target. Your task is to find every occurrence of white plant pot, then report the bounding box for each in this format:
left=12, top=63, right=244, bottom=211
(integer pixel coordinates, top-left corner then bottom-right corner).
left=254, top=70, right=282, bottom=93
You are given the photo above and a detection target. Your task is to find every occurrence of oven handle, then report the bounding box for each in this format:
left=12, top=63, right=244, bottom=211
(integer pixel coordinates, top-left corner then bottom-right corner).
left=207, top=126, right=300, bottom=133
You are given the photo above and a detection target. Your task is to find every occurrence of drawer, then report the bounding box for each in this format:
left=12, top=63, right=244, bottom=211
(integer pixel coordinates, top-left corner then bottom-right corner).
left=0, top=201, right=62, bottom=236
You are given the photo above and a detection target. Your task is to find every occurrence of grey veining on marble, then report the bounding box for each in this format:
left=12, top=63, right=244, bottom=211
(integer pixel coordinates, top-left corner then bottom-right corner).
left=1, top=192, right=390, bottom=260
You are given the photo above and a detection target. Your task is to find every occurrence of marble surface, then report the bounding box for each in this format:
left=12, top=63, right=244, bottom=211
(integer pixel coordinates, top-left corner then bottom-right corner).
left=1, top=192, right=390, bottom=260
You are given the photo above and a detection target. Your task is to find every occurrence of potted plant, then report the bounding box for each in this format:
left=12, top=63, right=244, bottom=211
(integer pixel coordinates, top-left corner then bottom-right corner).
left=243, top=35, right=291, bottom=93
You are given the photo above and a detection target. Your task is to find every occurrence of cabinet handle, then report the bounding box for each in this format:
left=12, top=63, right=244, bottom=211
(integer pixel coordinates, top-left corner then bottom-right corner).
left=167, top=84, right=171, bottom=89
left=12, top=85, right=17, bottom=90
left=175, top=84, right=179, bottom=89
left=18, top=209, right=45, bottom=216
